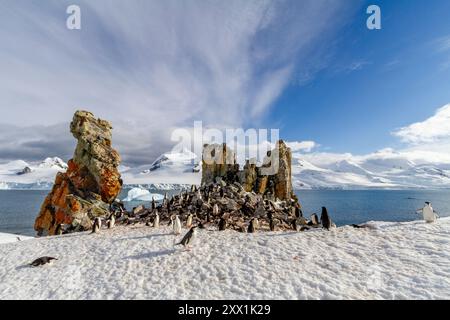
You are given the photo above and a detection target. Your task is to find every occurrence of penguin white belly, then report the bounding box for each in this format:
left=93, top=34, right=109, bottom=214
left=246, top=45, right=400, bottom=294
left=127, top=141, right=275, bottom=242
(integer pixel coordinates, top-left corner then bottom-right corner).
left=423, top=206, right=437, bottom=223
left=174, top=218, right=182, bottom=235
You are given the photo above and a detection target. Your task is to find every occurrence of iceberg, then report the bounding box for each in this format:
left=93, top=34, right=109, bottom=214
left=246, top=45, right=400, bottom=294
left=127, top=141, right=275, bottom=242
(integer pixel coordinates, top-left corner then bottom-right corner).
left=0, top=182, right=10, bottom=190
left=122, top=187, right=164, bottom=202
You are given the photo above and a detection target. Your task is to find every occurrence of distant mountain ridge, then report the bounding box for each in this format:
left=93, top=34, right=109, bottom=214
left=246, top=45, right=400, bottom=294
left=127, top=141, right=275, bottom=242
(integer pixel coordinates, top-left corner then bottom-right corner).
left=0, top=157, right=68, bottom=190
left=2, top=150, right=450, bottom=190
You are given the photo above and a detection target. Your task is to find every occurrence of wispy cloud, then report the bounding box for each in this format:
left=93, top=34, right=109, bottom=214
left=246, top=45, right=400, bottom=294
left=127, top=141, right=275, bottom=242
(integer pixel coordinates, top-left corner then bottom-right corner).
left=432, top=35, right=450, bottom=70
left=435, top=35, right=450, bottom=52
left=0, top=0, right=352, bottom=165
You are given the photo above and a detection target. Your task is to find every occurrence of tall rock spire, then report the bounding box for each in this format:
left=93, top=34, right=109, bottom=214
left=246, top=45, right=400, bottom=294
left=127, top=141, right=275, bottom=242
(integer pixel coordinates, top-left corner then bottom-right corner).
left=34, top=111, right=123, bottom=236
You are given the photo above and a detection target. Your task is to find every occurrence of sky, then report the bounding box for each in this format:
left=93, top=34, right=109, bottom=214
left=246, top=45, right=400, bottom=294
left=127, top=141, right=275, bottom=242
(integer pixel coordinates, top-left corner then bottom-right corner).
left=0, top=0, right=449, bottom=167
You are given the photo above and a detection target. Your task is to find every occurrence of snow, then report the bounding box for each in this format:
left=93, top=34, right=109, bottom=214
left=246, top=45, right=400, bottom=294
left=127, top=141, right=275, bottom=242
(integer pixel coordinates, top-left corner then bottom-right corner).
left=0, top=182, right=10, bottom=190
left=38, top=157, right=68, bottom=170
left=0, top=218, right=449, bottom=299
left=2, top=148, right=450, bottom=190
left=293, top=155, right=450, bottom=190
left=121, top=148, right=201, bottom=187
left=122, top=187, right=164, bottom=202
left=0, top=158, right=67, bottom=190
left=0, top=233, right=33, bottom=245
left=121, top=147, right=450, bottom=190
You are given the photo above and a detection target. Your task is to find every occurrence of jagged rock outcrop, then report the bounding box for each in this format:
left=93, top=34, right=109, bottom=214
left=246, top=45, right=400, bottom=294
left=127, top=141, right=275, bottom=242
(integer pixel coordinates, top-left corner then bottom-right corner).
left=201, top=140, right=294, bottom=201
left=270, top=140, right=293, bottom=201
left=201, top=143, right=240, bottom=185
left=34, top=111, right=122, bottom=236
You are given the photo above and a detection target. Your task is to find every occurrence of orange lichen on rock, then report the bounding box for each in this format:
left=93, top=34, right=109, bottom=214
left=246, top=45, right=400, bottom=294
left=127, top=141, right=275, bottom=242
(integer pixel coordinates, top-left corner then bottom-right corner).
left=34, top=111, right=122, bottom=236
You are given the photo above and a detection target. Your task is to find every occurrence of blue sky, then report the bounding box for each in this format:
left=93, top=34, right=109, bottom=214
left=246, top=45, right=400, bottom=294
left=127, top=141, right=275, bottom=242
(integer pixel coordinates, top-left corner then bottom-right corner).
left=268, top=0, right=450, bottom=155
left=0, top=0, right=449, bottom=166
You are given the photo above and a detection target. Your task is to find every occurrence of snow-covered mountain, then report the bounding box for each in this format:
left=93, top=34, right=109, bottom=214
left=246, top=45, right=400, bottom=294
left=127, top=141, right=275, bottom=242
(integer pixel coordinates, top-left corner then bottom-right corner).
left=120, top=148, right=201, bottom=188
left=0, top=157, right=68, bottom=190
left=121, top=147, right=450, bottom=190
left=3, top=149, right=450, bottom=191
left=294, top=154, right=450, bottom=190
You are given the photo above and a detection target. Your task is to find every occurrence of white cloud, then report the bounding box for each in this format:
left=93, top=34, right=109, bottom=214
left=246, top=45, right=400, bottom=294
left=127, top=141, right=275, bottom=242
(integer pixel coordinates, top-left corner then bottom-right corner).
left=291, top=104, right=450, bottom=168
left=286, top=141, right=318, bottom=153
left=0, top=0, right=352, bottom=165
left=392, top=104, right=450, bottom=144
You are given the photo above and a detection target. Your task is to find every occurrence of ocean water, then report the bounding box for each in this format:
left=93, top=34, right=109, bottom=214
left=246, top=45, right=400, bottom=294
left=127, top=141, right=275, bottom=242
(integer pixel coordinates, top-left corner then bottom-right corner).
left=0, top=189, right=449, bottom=236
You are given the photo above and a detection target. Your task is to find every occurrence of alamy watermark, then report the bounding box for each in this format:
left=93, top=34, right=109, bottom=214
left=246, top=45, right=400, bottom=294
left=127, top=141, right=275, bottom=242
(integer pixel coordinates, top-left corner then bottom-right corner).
left=171, top=121, right=281, bottom=175
left=367, top=5, right=381, bottom=30
left=66, top=4, right=381, bottom=31
left=66, top=5, right=81, bottom=30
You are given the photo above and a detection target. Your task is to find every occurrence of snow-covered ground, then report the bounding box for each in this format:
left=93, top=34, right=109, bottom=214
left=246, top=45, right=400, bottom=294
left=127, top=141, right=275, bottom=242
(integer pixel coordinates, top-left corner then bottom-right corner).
left=0, top=218, right=449, bottom=300
left=0, top=233, right=33, bottom=245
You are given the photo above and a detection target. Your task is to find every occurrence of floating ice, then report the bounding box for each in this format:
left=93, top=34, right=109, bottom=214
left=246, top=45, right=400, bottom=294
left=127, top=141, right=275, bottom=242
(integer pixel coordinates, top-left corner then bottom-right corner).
left=122, top=187, right=164, bottom=202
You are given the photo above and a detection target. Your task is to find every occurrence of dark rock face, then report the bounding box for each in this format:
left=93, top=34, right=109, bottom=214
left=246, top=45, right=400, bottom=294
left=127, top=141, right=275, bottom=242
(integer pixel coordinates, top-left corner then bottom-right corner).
left=201, top=140, right=294, bottom=201
left=34, top=111, right=122, bottom=236
left=17, top=166, right=32, bottom=175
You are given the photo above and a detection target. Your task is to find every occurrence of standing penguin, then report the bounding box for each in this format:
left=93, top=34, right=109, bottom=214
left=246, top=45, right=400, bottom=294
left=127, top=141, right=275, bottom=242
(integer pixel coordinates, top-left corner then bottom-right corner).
left=291, top=219, right=299, bottom=232
left=153, top=211, right=160, bottom=228
left=107, top=213, right=116, bottom=229
left=55, top=224, right=64, bottom=235
left=295, top=206, right=302, bottom=218
left=176, top=226, right=198, bottom=248
left=173, top=215, right=182, bottom=235
left=179, top=193, right=184, bottom=206
left=320, top=207, right=332, bottom=230
left=310, top=213, right=320, bottom=226
left=248, top=218, right=258, bottom=233
left=92, top=217, right=102, bottom=233
left=269, top=218, right=276, bottom=232
left=218, top=217, right=227, bottom=231
left=151, top=197, right=156, bottom=211
left=213, top=203, right=220, bottom=216
left=186, top=213, right=193, bottom=228
left=416, top=202, right=439, bottom=223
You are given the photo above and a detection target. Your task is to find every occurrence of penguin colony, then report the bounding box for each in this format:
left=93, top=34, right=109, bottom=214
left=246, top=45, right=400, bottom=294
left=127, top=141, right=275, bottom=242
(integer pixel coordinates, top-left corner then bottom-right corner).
left=106, top=180, right=335, bottom=233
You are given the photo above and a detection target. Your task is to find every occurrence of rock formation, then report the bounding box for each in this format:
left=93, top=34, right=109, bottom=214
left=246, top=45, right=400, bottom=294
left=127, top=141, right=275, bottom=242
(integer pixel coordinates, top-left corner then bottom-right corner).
left=34, top=111, right=122, bottom=236
left=201, top=143, right=240, bottom=185
left=112, top=141, right=306, bottom=233
left=201, top=140, right=294, bottom=201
